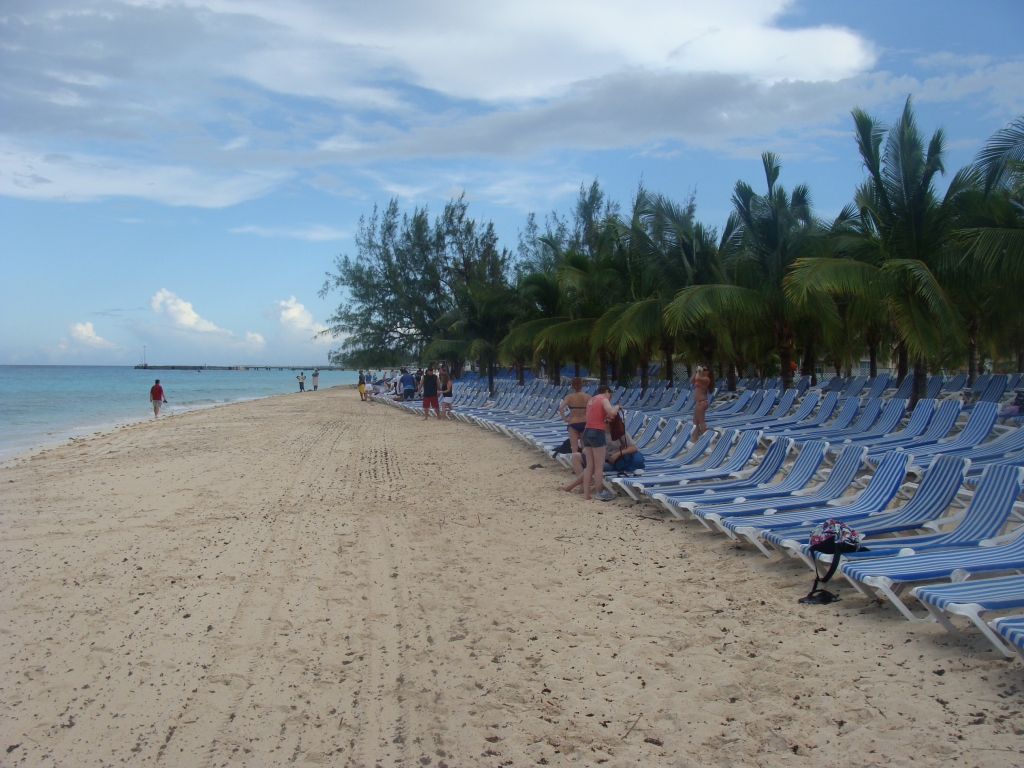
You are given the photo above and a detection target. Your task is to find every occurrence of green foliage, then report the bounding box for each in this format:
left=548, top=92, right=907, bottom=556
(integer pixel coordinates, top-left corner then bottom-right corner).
left=320, top=104, right=1024, bottom=384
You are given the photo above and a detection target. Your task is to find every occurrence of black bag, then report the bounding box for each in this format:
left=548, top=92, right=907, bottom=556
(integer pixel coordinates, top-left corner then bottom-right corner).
left=798, top=519, right=868, bottom=605
left=553, top=438, right=573, bottom=454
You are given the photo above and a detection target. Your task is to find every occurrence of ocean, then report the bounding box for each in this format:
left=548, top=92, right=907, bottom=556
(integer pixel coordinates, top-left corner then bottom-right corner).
left=0, top=365, right=360, bottom=459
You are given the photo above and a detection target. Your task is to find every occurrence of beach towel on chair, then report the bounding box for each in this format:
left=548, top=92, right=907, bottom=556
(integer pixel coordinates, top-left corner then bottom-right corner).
left=800, top=519, right=867, bottom=605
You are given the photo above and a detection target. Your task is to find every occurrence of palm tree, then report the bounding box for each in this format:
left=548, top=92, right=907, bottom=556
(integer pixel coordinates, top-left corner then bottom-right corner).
left=665, top=152, right=827, bottom=389
left=786, top=97, right=968, bottom=402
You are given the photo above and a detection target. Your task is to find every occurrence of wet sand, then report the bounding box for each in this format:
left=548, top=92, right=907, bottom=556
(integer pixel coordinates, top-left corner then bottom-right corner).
left=1, top=387, right=1022, bottom=767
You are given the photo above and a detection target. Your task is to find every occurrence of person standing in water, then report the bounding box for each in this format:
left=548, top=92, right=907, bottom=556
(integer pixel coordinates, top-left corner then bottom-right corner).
left=690, top=365, right=711, bottom=439
left=297, top=371, right=306, bottom=392
left=312, top=368, right=320, bottom=391
left=149, top=379, right=167, bottom=418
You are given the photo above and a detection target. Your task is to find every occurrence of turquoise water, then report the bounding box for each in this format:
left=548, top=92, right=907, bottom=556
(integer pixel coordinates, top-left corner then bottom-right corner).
left=0, top=366, right=359, bottom=458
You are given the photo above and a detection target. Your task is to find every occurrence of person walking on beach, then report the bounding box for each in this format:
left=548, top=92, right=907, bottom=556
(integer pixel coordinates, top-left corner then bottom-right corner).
left=690, top=365, right=711, bottom=439
left=560, top=384, right=619, bottom=500
left=149, top=379, right=167, bottom=418
left=297, top=371, right=306, bottom=392
left=357, top=370, right=366, bottom=401
left=420, top=366, right=441, bottom=420
left=558, top=377, right=591, bottom=483
left=312, top=368, right=319, bottom=391
left=439, top=371, right=454, bottom=420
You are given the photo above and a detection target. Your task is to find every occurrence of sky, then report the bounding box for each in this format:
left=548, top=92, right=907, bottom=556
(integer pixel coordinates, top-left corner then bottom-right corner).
left=1, top=0, right=1022, bottom=366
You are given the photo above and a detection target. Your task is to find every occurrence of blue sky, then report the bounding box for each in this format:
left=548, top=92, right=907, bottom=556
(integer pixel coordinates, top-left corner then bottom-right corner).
left=1, top=0, right=1022, bottom=365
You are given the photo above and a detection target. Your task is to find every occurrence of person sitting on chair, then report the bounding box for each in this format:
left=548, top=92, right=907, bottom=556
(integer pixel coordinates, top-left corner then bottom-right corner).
left=604, top=426, right=644, bottom=475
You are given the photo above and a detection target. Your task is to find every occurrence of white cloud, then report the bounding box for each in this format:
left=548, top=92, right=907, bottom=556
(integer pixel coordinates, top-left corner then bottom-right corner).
left=0, top=140, right=287, bottom=207
left=231, top=224, right=348, bottom=241
left=274, top=296, right=331, bottom=342
left=150, top=289, right=230, bottom=334
left=69, top=321, right=118, bottom=349
left=245, top=331, right=267, bottom=348
left=206, top=0, right=874, bottom=102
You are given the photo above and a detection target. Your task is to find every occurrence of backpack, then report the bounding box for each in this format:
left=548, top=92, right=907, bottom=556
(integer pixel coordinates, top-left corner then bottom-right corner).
left=799, top=519, right=867, bottom=605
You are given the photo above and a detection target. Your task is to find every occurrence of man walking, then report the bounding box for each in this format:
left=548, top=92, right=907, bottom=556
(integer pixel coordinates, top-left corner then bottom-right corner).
left=357, top=370, right=366, bottom=401
left=297, top=371, right=306, bottom=392
left=312, top=368, right=319, bottom=391
left=420, top=366, right=441, bottom=421
left=150, top=379, right=167, bottom=418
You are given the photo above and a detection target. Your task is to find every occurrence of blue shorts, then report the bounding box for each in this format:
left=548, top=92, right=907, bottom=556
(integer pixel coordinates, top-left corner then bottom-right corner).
left=582, top=428, right=606, bottom=448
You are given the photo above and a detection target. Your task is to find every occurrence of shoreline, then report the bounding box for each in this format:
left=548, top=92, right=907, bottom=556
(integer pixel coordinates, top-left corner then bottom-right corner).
left=2, top=388, right=1022, bottom=766
left=0, top=386, right=342, bottom=467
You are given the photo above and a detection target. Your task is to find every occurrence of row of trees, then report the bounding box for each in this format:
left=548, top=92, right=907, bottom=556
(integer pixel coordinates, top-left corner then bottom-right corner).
left=322, top=98, right=1024, bottom=400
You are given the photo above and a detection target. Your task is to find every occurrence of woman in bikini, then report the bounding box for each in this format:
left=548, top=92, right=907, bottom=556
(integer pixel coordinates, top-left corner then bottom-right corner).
left=557, top=377, right=591, bottom=483
left=690, top=365, right=711, bottom=440
left=560, top=384, right=619, bottom=500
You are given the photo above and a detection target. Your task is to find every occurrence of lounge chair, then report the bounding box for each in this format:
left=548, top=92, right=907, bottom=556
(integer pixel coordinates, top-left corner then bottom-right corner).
left=694, top=443, right=867, bottom=530
left=988, top=615, right=1024, bottom=661
left=910, top=574, right=1024, bottom=657
left=839, top=465, right=1024, bottom=621
left=653, top=439, right=832, bottom=518
left=724, top=450, right=912, bottom=558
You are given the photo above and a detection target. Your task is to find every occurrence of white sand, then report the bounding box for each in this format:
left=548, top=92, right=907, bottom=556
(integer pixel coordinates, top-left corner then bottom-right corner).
left=1, top=388, right=1022, bottom=767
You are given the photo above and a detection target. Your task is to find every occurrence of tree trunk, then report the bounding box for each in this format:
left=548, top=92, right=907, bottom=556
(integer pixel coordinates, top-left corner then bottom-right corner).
left=598, top=351, right=608, bottom=385
left=801, top=342, right=815, bottom=384
left=910, top=359, right=928, bottom=408
left=574, top=358, right=580, bottom=378
left=550, top=359, right=561, bottom=386
left=640, top=358, right=650, bottom=391
left=662, top=340, right=675, bottom=387
left=487, top=359, right=496, bottom=396
left=865, top=327, right=880, bottom=379
left=610, top=357, right=618, bottom=386
left=896, top=344, right=908, bottom=385
left=779, top=342, right=794, bottom=390
left=727, top=362, right=737, bottom=392
left=517, top=360, right=525, bottom=386
left=1018, top=346, right=1023, bottom=374
left=967, top=324, right=979, bottom=386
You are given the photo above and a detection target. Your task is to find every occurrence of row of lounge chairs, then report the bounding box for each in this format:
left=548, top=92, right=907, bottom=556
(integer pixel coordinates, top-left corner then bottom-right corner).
left=374, top=374, right=1024, bottom=662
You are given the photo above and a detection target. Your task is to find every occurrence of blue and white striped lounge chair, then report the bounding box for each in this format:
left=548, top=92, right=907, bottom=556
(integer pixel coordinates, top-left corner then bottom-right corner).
left=830, top=398, right=908, bottom=448
left=763, top=391, right=841, bottom=437
left=910, top=574, right=1024, bottom=657
left=944, top=373, right=968, bottom=393
left=988, top=616, right=1024, bottom=662
left=625, top=429, right=742, bottom=488
left=653, top=439, right=831, bottom=518
left=839, top=466, right=1024, bottom=621
left=892, top=375, right=914, bottom=400
left=641, top=429, right=717, bottom=471
left=774, top=455, right=971, bottom=566
left=617, top=437, right=794, bottom=502
left=695, top=444, right=867, bottom=530
left=724, top=450, right=912, bottom=558
left=865, top=400, right=963, bottom=461
left=901, top=402, right=1000, bottom=467
left=913, top=421, right=1024, bottom=470
left=863, top=373, right=892, bottom=400
left=822, top=462, right=1024, bottom=560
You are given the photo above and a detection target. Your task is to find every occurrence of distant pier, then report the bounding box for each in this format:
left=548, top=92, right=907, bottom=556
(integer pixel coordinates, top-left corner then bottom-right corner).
left=134, top=365, right=348, bottom=371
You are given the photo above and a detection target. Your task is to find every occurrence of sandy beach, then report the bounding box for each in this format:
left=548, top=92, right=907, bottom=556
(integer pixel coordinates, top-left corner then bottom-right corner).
left=1, top=388, right=1022, bottom=767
